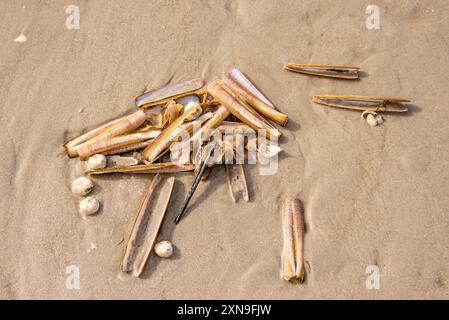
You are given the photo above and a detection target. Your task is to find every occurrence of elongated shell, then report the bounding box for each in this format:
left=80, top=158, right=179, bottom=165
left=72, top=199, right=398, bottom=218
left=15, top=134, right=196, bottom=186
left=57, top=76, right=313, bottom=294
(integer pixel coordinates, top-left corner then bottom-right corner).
left=281, top=197, right=305, bottom=283
left=207, top=79, right=281, bottom=139
left=64, top=116, right=126, bottom=156
left=312, top=95, right=410, bottom=112
left=77, top=130, right=160, bottom=160
left=222, top=76, right=288, bottom=126
left=66, top=110, right=147, bottom=157
left=121, top=174, right=175, bottom=277
left=135, top=79, right=204, bottom=108
left=284, top=64, right=360, bottom=80
left=227, top=68, right=274, bottom=107
left=143, top=104, right=203, bottom=163
left=86, top=162, right=195, bottom=175
left=189, top=105, right=230, bottom=143
left=101, top=140, right=153, bottom=156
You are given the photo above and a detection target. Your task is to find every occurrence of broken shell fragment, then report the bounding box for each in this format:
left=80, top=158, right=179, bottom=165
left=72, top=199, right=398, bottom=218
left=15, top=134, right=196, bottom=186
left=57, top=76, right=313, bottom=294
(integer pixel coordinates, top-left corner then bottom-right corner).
left=284, top=64, right=360, bottom=80
left=108, top=155, right=139, bottom=167
left=154, top=241, right=174, bottom=258
left=86, top=154, right=107, bottom=170
left=14, top=34, right=27, bottom=43
left=71, top=177, right=94, bottom=196
left=79, top=196, right=100, bottom=217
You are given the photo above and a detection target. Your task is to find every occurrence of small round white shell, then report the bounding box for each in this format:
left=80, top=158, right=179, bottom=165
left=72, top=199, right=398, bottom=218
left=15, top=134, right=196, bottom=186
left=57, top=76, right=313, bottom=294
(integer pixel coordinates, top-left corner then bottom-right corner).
left=79, top=197, right=100, bottom=217
left=366, top=114, right=378, bottom=127
left=71, top=177, right=94, bottom=196
left=154, top=241, right=173, bottom=258
left=86, top=154, right=107, bottom=170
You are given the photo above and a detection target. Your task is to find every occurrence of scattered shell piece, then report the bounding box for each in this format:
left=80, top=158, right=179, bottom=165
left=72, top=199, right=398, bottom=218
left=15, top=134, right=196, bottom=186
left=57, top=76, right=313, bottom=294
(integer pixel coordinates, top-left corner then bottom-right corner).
left=79, top=197, right=100, bottom=217
left=14, top=34, right=27, bottom=43
left=108, top=155, right=139, bottom=167
left=78, top=108, right=83, bottom=113
left=154, top=241, right=174, bottom=258
left=86, top=154, right=107, bottom=170
left=71, top=177, right=94, bottom=196
left=225, top=164, right=249, bottom=203
left=87, top=242, right=97, bottom=253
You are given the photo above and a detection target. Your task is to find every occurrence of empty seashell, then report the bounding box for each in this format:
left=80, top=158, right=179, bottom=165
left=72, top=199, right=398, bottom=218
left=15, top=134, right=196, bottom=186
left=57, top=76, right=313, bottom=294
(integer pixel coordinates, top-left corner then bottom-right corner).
left=154, top=241, right=174, bottom=258
left=108, top=155, right=139, bottom=167
left=86, top=154, right=107, bottom=170
left=14, top=34, right=27, bottom=43
left=79, top=197, right=100, bottom=217
left=366, top=114, right=378, bottom=126
left=362, top=111, right=383, bottom=127
left=71, top=177, right=94, bottom=196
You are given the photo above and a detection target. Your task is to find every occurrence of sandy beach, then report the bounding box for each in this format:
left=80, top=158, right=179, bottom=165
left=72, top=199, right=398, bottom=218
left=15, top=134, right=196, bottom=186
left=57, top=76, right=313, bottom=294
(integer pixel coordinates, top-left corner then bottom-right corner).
left=1, top=0, right=449, bottom=299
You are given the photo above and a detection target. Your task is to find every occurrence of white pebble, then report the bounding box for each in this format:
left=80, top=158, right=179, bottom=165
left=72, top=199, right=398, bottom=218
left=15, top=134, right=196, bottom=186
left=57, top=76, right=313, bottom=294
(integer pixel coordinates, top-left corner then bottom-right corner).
left=14, top=34, right=27, bottom=43
left=154, top=241, right=173, bottom=258
left=79, top=197, right=100, bottom=217
left=71, top=177, right=94, bottom=196
left=86, top=154, right=107, bottom=170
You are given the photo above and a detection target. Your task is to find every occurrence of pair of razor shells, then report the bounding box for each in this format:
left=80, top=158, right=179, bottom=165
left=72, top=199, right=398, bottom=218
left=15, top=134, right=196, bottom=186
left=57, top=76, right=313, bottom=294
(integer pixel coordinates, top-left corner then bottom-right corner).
left=284, top=64, right=411, bottom=126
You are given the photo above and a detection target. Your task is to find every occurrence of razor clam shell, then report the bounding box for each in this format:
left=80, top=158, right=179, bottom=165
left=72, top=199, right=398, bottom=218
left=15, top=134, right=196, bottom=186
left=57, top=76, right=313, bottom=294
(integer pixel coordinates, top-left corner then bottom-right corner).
left=121, top=174, right=175, bottom=277
left=223, top=75, right=288, bottom=126
left=284, top=64, right=360, bottom=80
left=101, top=140, right=152, bottom=156
left=143, top=104, right=204, bottom=163
left=86, top=163, right=195, bottom=175
left=77, top=129, right=161, bottom=160
left=135, top=79, right=204, bottom=107
left=227, top=68, right=274, bottom=108
left=312, top=95, right=409, bottom=112
left=64, top=116, right=125, bottom=152
left=281, top=197, right=305, bottom=282
left=207, top=79, right=281, bottom=139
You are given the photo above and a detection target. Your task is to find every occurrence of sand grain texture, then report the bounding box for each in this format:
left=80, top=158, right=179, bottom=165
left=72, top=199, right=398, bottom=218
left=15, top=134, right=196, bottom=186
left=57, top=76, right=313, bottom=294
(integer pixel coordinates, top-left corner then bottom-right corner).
left=1, top=0, right=449, bottom=299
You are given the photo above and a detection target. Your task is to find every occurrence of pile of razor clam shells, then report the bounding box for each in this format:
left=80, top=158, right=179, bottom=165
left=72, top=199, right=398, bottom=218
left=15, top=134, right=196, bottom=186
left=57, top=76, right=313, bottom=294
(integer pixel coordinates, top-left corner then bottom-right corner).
left=65, top=68, right=288, bottom=278
left=65, top=64, right=411, bottom=281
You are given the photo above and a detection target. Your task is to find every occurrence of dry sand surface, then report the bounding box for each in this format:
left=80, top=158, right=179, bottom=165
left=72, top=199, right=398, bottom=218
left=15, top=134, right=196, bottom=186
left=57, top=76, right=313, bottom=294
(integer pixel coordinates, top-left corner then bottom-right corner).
left=1, top=0, right=449, bottom=299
